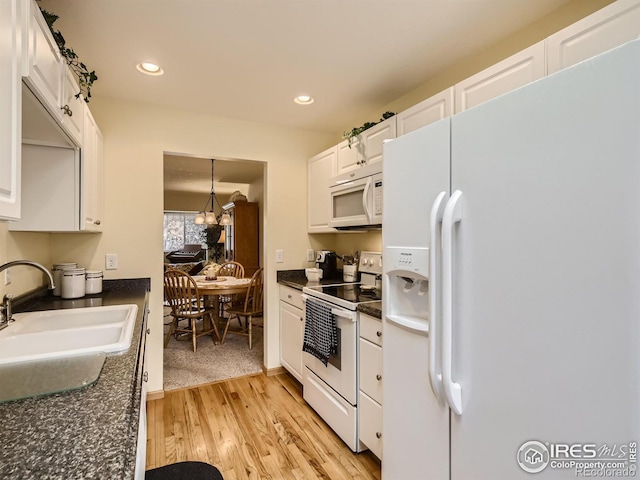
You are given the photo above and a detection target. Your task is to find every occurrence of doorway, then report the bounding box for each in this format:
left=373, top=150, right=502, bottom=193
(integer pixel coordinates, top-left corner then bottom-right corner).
left=162, top=153, right=265, bottom=391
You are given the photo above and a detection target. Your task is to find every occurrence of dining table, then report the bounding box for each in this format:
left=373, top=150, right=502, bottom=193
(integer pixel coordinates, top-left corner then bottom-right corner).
left=192, top=275, right=251, bottom=332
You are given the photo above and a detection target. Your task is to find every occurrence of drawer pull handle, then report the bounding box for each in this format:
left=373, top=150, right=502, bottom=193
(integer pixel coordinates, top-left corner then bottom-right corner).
left=288, top=295, right=292, bottom=299
left=61, top=104, right=72, bottom=116
left=94, top=220, right=101, bottom=225
left=143, top=371, right=149, bottom=382
left=376, top=331, right=382, bottom=337
left=376, top=374, right=382, bottom=381
left=376, top=432, right=382, bottom=439
left=146, top=328, right=151, bottom=335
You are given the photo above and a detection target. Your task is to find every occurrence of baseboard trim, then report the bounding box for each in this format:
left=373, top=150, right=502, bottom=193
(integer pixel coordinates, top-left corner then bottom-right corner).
left=147, top=390, right=165, bottom=401
left=263, top=365, right=286, bottom=377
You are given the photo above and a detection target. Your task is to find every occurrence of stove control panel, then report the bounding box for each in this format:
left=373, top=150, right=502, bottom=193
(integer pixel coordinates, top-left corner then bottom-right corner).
left=359, top=251, right=382, bottom=275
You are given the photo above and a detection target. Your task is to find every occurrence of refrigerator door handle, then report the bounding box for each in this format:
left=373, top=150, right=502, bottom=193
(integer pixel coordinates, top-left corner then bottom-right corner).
left=428, top=191, right=447, bottom=405
left=442, top=189, right=463, bottom=415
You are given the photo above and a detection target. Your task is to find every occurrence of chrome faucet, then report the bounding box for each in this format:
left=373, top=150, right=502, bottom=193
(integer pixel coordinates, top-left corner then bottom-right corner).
left=0, top=260, right=55, bottom=329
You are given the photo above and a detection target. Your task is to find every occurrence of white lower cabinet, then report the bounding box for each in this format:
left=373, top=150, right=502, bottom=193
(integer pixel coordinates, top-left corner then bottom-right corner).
left=279, top=285, right=305, bottom=382
left=358, top=313, right=383, bottom=459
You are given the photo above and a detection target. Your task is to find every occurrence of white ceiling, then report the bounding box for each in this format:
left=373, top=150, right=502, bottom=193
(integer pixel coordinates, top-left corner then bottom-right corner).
left=39, top=0, right=571, bottom=136
left=163, top=155, right=264, bottom=195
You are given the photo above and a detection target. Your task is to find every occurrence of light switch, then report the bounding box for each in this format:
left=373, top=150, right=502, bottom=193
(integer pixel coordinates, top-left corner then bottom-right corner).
left=275, top=250, right=284, bottom=263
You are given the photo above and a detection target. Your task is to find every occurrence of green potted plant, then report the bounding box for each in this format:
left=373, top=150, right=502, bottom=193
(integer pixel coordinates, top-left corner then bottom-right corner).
left=343, top=111, right=396, bottom=148
left=201, top=225, right=225, bottom=263
left=39, top=6, right=98, bottom=101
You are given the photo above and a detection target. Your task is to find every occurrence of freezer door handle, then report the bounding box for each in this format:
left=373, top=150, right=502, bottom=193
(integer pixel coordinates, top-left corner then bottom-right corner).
left=428, top=191, right=447, bottom=405
left=442, top=189, right=463, bottom=415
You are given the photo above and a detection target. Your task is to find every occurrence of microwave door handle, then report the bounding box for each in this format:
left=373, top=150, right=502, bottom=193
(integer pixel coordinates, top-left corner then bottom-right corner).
left=362, top=177, right=372, bottom=222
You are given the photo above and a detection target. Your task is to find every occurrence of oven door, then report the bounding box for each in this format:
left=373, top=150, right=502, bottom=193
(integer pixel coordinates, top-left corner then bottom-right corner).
left=328, top=176, right=373, bottom=228
left=302, top=300, right=358, bottom=404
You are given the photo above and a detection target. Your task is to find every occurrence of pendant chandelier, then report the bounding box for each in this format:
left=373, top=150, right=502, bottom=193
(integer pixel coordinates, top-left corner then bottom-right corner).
left=194, top=159, right=232, bottom=226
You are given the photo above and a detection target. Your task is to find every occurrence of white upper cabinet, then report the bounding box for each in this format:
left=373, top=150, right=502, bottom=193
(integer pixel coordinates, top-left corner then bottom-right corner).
left=60, top=68, right=85, bottom=146
left=547, top=0, right=640, bottom=74
left=360, top=116, right=396, bottom=166
left=454, top=41, right=546, bottom=113
left=396, top=87, right=454, bottom=137
left=337, top=137, right=362, bottom=174
left=22, top=0, right=63, bottom=123
left=82, top=107, right=103, bottom=231
left=337, top=116, right=396, bottom=174
left=308, top=146, right=337, bottom=233
left=0, top=0, right=22, bottom=222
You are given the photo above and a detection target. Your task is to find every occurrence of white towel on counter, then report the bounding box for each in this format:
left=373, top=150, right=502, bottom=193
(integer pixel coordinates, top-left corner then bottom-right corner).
left=303, top=298, right=337, bottom=366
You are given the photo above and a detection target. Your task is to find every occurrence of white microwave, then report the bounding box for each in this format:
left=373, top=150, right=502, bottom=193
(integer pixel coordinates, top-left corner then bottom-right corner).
left=328, top=163, right=382, bottom=229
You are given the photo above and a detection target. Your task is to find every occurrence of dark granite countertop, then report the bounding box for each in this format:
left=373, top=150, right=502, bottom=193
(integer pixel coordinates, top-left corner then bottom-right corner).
left=0, top=278, right=150, bottom=480
left=278, top=270, right=382, bottom=319
left=277, top=269, right=348, bottom=290
left=358, top=301, right=382, bottom=319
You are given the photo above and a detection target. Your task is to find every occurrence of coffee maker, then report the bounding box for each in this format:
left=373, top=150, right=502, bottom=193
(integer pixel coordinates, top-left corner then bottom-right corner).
left=316, top=250, right=338, bottom=279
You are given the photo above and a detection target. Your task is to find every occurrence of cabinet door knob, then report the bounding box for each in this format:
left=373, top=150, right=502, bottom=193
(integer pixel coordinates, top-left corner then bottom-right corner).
left=376, top=374, right=382, bottom=381
left=143, top=371, right=149, bottom=382
left=376, top=432, right=382, bottom=439
left=61, top=104, right=72, bottom=116
left=287, top=294, right=292, bottom=299
left=146, top=328, right=151, bottom=335
left=94, top=220, right=101, bottom=225
left=376, top=331, right=382, bottom=337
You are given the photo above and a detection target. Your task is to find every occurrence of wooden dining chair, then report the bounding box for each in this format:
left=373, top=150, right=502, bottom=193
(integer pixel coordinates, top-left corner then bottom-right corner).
left=164, top=269, right=221, bottom=352
left=216, top=261, right=245, bottom=318
left=222, top=268, right=264, bottom=349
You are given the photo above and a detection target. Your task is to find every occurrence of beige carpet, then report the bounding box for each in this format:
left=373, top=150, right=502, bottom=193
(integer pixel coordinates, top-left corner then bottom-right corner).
left=163, top=313, right=264, bottom=391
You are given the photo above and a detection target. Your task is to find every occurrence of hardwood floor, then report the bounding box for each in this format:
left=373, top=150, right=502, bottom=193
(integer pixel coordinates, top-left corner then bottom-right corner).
left=146, top=372, right=381, bottom=479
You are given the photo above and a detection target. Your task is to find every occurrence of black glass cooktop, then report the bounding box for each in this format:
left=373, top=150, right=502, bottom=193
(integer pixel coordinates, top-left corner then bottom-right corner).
left=306, top=283, right=382, bottom=304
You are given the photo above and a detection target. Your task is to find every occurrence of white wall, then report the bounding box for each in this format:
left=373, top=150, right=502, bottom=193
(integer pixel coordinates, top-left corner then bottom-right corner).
left=0, top=227, right=51, bottom=296
left=48, top=97, right=334, bottom=393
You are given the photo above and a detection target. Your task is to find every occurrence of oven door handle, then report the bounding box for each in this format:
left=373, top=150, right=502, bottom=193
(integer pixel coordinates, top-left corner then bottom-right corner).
left=331, top=308, right=357, bottom=322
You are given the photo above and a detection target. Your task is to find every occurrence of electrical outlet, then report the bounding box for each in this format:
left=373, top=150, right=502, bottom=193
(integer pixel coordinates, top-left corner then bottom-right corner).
left=4, top=268, right=10, bottom=285
left=105, top=253, right=118, bottom=270
left=275, top=249, right=284, bottom=263
left=307, top=249, right=315, bottom=262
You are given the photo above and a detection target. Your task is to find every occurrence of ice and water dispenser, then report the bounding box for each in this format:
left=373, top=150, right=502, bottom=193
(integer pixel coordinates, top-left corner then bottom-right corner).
left=384, top=246, right=430, bottom=333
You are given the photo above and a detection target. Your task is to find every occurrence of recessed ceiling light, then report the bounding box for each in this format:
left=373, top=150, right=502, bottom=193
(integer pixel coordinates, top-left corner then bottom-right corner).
left=294, top=95, right=314, bottom=105
left=136, top=62, right=164, bottom=76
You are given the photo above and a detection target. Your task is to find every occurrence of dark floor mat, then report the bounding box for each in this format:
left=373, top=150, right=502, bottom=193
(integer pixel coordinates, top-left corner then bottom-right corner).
left=145, top=461, right=223, bottom=480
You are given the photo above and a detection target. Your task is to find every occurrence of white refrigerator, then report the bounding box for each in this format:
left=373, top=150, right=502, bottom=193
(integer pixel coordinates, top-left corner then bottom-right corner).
left=382, top=39, right=640, bottom=479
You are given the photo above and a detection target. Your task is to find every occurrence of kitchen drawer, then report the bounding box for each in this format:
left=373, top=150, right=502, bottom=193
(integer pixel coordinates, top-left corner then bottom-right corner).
left=358, top=390, right=382, bottom=460
left=279, top=285, right=304, bottom=310
left=360, top=313, right=382, bottom=346
left=359, top=338, right=382, bottom=404
left=303, top=367, right=359, bottom=452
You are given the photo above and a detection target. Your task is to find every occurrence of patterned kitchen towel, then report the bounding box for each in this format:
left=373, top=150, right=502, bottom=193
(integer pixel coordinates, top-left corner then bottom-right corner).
left=303, top=298, right=338, bottom=366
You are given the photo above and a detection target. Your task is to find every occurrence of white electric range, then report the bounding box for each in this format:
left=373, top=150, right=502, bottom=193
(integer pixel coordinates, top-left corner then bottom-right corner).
left=301, top=251, right=382, bottom=452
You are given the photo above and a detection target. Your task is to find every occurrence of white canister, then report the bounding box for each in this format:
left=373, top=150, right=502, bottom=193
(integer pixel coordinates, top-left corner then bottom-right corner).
left=52, top=263, right=78, bottom=296
left=85, top=270, right=103, bottom=294
left=343, top=264, right=358, bottom=282
left=60, top=268, right=86, bottom=299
